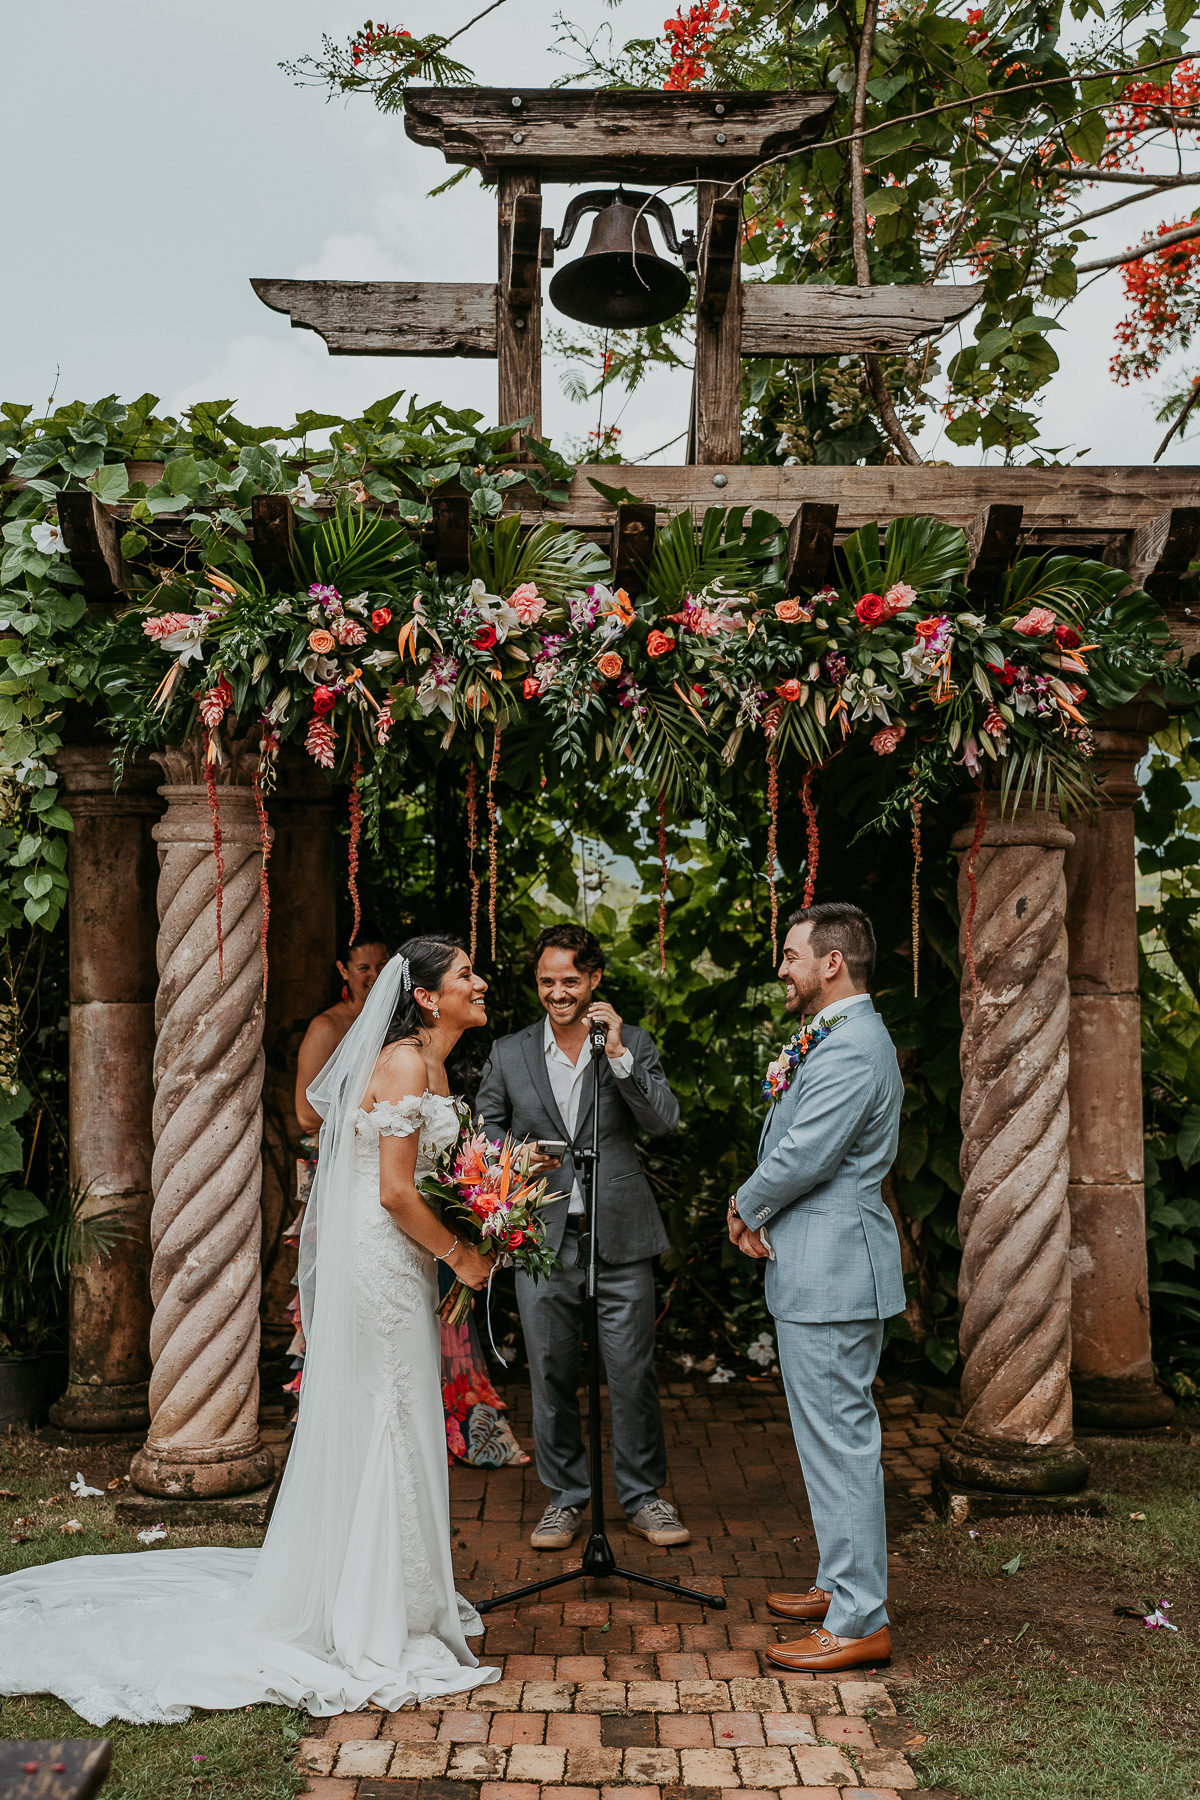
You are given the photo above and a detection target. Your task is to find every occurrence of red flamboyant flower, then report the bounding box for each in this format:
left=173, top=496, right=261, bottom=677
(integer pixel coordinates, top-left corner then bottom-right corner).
left=662, top=2, right=732, bottom=91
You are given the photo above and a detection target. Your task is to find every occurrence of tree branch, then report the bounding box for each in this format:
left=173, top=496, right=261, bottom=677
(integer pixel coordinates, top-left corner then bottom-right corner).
left=1075, top=218, right=1200, bottom=273
left=1154, top=377, right=1200, bottom=462
left=848, top=0, right=922, bottom=466
left=1043, top=183, right=1200, bottom=235
left=1063, top=163, right=1200, bottom=187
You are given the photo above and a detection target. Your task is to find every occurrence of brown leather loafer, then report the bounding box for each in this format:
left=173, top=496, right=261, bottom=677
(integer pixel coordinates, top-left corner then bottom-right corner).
left=767, top=1624, right=892, bottom=1671
left=767, top=1587, right=830, bottom=1622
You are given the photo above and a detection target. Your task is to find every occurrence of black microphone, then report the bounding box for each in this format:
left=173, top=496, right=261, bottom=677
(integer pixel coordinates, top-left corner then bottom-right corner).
left=589, top=1019, right=609, bottom=1054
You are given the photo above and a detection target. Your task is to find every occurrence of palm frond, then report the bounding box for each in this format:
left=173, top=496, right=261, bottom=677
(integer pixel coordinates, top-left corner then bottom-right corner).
left=646, top=506, right=783, bottom=609
left=291, top=505, right=417, bottom=591
left=836, top=516, right=968, bottom=593
left=469, top=518, right=611, bottom=607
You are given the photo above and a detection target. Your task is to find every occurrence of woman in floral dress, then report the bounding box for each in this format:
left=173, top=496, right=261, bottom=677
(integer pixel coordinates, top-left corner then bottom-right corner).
left=294, top=924, right=526, bottom=1469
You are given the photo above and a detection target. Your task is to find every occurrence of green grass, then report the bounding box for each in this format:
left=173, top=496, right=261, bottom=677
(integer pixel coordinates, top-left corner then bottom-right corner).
left=1, top=1429, right=303, bottom=1798
left=905, top=1424, right=1200, bottom=1800
left=0, top=1694, right=307, bottom=1800
left=910, top=1657, right=1200, bottom=1800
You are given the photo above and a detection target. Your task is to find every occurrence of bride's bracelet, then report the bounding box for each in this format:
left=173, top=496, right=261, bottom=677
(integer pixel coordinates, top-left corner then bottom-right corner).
left=436, top=1238, right=459, bottom=1263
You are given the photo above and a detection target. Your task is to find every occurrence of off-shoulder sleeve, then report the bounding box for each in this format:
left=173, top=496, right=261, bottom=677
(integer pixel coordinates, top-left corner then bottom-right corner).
left=358, top=1095, right=429, bottom=1140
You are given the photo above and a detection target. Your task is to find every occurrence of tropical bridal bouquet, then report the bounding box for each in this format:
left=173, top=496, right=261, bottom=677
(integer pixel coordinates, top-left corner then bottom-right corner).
left=421, top=1122, right=560, bottom=1325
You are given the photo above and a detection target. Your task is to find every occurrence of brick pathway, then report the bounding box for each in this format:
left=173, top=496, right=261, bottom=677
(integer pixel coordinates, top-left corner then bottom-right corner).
left=297, top=1377, right=961, bottom=1800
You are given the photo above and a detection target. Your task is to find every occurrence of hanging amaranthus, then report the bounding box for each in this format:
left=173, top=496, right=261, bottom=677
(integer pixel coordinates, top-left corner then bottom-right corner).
left=486, top=726, right=502, bottom=963
left=465, top=761, right=480, bottom=964
left=656, top=792, right=669, bottom=975
left=800, top=767, right=819, bottom=907
left=963, top=782, right=987, bottom=1009
left=910, top=767, right=923, bottom=999
left=252, top=753, right=272, bottom=1000
left=766, top=747, right=779, bottom=962
left=347, top=750, right=363, bottom=947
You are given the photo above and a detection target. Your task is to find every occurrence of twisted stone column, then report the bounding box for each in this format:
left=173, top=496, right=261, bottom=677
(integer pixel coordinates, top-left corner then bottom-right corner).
left=940, top=796, right=1089, bottom=1494
left=1065, top=707, right=1174, bottom=1429
left=259, top=753, right=339, bottom=1353
left=130, top=753, right=274, bottom=1497
left=50, top=745, right=161, bottom=1432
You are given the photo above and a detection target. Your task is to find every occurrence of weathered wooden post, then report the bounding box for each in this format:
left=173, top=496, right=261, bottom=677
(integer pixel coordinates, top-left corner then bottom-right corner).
left=129, top=743, right=274, bottom=1498
left=49, top=745, right=161, bottom=1432
left=1064, top=706, right=1174, bottom=1429
left=939, top=796, right=1091, bottom=1502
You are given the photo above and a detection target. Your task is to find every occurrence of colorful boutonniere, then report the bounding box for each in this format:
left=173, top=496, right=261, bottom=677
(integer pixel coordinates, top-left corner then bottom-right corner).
left=762, top=1014, right=846, bottom=1102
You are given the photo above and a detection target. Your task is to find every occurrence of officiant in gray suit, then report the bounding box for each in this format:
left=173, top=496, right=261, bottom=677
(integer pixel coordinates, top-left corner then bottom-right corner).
left=476, top=923, right=686, bottom=1553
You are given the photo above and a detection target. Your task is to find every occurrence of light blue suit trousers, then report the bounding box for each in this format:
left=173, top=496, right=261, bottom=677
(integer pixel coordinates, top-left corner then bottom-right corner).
left=736, top=1000, right=904, bottom=1639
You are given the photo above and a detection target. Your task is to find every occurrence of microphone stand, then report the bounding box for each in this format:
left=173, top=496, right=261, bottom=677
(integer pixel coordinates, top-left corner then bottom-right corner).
left=477, top=1022, right=723, bottom=1614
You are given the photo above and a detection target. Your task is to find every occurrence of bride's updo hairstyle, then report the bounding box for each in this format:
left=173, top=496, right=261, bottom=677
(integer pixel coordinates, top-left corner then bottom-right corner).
left=382, top=934, right=466, bottom=1045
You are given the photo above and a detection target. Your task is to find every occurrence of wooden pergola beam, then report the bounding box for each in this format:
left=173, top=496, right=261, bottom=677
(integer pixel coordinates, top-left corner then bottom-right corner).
left=403, top=86, right=835, bottom=182
left=966, top=503, right=1024, bottom=594
left=57, top=490, right=128, bottom=599
left=613, top=503, right=656, bottom=594
left=785, top=503, right=839, bottom=594
left=741, top=281, right=984, bottom=357
left=251, top=494, right=295, bottom=579
left=250, top=279, right=498, bottom=357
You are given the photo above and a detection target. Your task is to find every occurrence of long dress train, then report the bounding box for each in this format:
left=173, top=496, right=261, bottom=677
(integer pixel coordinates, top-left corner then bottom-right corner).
left=0, top=1092, right=498, bottom=1724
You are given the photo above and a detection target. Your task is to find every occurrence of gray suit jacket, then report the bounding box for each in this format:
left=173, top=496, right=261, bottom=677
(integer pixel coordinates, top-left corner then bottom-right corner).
left=476, top=1020, right=679, bottom=1264
left=736, top=1000, right=905, bottom=1323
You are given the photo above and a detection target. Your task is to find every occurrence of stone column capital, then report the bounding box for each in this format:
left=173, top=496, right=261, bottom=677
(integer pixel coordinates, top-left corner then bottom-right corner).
left=951, top=791, right=1074, bottom=853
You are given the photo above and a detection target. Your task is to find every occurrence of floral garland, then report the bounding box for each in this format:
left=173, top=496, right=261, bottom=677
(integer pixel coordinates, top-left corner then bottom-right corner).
left=762, top=1014, right=846, bottom=1102
left=82, top=502, right=1196, bottom=984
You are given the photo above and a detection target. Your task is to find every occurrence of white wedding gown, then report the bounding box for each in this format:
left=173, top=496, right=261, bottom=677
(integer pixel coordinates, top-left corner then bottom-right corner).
left=0, top=1092, right=499, bottom=1725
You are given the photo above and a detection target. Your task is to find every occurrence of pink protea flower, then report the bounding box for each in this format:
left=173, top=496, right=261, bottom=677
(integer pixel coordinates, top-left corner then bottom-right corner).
left=1013, top=606, right=1056, bottom=636
left=509, top=582, right=546, bottom=626
left=883, top=581, right=918, bottom=616
left=143, top=611, right=201, bottom=641
left=335, top=617, right=367, bottom=648
left=305, top=714, right=336, bottom=769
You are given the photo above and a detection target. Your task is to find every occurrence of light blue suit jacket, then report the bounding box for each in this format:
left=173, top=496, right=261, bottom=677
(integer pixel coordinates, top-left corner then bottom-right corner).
left=736, top=999, right=905, bottom=1323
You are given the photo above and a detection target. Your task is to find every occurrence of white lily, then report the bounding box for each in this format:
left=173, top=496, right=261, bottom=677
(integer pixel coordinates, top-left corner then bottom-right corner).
left=469, top=578, right=522, bottom=642
left=362, top=648, right=398, bottom=670
left=31, top=519, right=68, bottom=555
left=289, top=472, right=317, bottom=507
left=416, top=680, right=454, bottom=720
left=901, top=643, right=934, bottom=683
left=159, top=622, right=207, bottom=665
left=286, top=652, right=340, bottom=685
left=845, top=670, right=895, bottom=724
left=70, top=1471, right=104, bottom=1500
left=343, top=591, right=370, bottom=617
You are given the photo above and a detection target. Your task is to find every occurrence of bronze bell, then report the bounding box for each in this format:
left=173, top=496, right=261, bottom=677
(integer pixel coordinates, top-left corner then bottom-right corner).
left=549, top=188, right=697, bottom=330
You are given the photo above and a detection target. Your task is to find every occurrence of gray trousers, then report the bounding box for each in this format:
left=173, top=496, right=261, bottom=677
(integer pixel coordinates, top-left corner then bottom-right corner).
left=515, top=1235, right=666, bottom=1516
left=776, top=1318, right=889, bottom=1639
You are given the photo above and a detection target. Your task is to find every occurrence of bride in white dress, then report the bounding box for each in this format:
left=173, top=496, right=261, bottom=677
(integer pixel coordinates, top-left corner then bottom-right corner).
left=0, top=937, right=501, bottom=1724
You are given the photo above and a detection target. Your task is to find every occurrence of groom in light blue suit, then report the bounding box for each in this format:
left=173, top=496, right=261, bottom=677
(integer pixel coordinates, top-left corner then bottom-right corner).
left=730, top=902, right=904, bottom=1672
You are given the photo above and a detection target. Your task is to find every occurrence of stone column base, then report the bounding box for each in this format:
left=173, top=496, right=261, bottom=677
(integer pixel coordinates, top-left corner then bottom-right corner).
left=130, top=1434, right=275, bottom=1499
left=933, top=1477, right=1107, bottom=1523
left=940, top=1429, right=1090, bottom=1495
left=1071, top=1372, right=1176, bottom=1432
left=49, top=1377, right=150, bottom=1434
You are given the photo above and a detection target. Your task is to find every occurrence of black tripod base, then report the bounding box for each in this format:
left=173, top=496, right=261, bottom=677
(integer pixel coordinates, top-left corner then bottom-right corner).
left=475, top=1530, right=726, bottom=1614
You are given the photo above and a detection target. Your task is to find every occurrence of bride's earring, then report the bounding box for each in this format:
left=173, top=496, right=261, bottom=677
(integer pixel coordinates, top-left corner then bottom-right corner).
left=430, top=1004, right=441, bottom=1020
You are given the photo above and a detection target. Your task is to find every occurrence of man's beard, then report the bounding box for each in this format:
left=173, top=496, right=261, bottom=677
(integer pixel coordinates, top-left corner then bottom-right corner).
left=783, top=977, right=821, bottom=1016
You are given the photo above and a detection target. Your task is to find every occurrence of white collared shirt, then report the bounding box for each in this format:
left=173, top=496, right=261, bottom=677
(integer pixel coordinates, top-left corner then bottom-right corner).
left=808, top=990, right=872, bottom=1033
left=543, top=1012, right=634, bottom=1214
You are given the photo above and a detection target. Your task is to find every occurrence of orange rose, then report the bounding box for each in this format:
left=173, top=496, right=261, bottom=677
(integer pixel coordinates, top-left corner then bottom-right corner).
left=646, top=629, right=676, bottom=659
left=775, top=678, right=803, bottom=703
left=597, top=652, right=623, bottom=679
left=307, top=628, right=336, bottom=654
left=774, top=599, right=803, bottom=623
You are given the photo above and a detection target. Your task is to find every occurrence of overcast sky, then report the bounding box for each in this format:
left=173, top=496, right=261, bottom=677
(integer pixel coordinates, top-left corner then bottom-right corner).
left=2, top=0, right=1195, bottom=466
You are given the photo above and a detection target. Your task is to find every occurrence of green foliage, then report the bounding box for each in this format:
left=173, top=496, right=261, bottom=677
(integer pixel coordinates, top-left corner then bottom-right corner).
left=1136, top=715, right=1200, bottom=1396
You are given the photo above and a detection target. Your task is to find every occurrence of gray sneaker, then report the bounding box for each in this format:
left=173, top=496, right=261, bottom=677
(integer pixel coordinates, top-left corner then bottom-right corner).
left=627, top=1499, right=690, bottom=1547
left=530, top=1503, right=585, bottom=1550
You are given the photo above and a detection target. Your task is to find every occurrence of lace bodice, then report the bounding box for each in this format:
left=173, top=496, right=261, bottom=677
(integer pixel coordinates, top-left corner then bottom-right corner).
left=355, top=1091, right=462, bottom=1179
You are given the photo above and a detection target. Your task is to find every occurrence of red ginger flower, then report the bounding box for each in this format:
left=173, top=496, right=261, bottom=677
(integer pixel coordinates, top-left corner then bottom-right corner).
left=305, top=714, right=336, bottom=769
left=198, top=677, right=233, bottom=729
